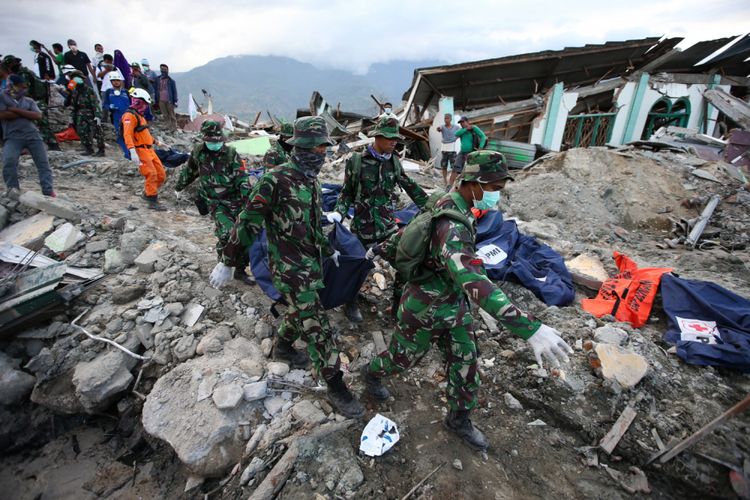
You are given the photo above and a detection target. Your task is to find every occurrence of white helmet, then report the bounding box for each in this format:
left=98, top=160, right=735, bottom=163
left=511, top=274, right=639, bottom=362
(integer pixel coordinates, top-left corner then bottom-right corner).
left=109, top=69, right=124, bottom=81
left=129, top=87, right=151, bottom=104
left=60, top=64, right=76, bottom=74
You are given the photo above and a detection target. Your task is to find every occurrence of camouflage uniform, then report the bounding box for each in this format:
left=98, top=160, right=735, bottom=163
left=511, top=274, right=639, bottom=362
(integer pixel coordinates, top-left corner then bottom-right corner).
left=262, top=121, right=293, bottom=171
left=335, top=116, right=428, bottom=246
left=221, top=117, right=341, bottom=380
left=69, top=73, right=104, bottom=153
left=3, top=56, right=58, bottom=147
left=175, top=121, right=251, bottom=265
left=368, top=151, right=541, bottom=411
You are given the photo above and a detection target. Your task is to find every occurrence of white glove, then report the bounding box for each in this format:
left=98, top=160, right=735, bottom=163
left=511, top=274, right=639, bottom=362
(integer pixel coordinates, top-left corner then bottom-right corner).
left=209, top=262, right=234, bottom=289
left=128, top=148, right=139, bottom=164
left=326, top=212, right=343, bottom=224
left=527, top=324, right=573, bottom=368
left=331, top=250, right=341, bottom=267
left=174, top=190, right=183, bottom=201
left=365, top=246, right=377, bottom=260
left=94, top=117, right=101, bottom=126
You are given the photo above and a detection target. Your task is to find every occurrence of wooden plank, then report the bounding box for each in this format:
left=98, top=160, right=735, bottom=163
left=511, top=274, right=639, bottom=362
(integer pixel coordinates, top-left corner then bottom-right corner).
left=600, top=405, right=638, bottom=454
left=703, top=89, right=750, bottom=129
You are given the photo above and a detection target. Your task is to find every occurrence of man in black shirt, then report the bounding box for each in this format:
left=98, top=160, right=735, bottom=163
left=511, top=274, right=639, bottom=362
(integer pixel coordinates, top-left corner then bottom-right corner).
left=30, top=40, right=55, bottom=80
left=63, top=39, right=95, bottom=85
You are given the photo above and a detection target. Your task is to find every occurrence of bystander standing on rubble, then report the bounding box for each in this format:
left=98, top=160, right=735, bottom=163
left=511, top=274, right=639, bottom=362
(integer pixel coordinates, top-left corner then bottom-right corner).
left=63, top=39, right=96, bottom=85
left=129, top=62, right=150, bottom=92
left=331, top=115, right=429, bottom=322
left=123, top=88, right=166, bottom=210
left=102, top=70, right=130, bottom=158
left=155, top=64, right=178, bottom=131
left=0, top=74, right=55, bottom=198
left=67, top=70, right=105, bottom=156
left=262, top=120, right=293, bottom=170
left=141, top=59, right=157, bottom=101
left=452, top=116, right=486, bottom=185
left=209, top=116, right=365, bottom=419
left=91, top=43, right=105, bottom=87
left=2, top=55, right=60, bottom=151
left=29, top=40, right=55, bottom=80
left=436, top=112, right=459, bottom=187
left=40, top=42, right=65, bottom=83
left=96, top=54, right=116, bottom=118
left=175, top=120, right=254, bottom=282
left=363, top=151, right=572, bottom=451
left=379, top=101, right=393, bottom=117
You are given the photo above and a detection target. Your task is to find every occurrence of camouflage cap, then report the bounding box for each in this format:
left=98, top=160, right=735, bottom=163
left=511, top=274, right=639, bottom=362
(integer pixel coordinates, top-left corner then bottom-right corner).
left=458, top=150, right=514, bottom=183
left=200, top=120, right=224, bottom=141
left=368, top=115, right=404, bottom=139
left=278, top=120, right=294, bottom=137
left=286, top=116, right=334, bottom=148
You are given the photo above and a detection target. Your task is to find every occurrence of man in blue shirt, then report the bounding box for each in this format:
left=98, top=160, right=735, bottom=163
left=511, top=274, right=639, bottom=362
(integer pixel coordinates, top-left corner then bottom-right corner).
left=102, top=70, right=131, bottom=158
left=436, top=112, right=459, bottom=187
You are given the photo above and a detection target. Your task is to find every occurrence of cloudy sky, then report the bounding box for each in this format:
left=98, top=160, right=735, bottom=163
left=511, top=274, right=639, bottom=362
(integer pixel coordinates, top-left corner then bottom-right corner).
left=3, top=0, right=749, bottom=74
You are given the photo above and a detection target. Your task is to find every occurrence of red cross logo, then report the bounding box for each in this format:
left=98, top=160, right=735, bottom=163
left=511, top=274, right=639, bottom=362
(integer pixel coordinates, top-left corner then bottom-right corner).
left=688, top=323, right=709, bottom=332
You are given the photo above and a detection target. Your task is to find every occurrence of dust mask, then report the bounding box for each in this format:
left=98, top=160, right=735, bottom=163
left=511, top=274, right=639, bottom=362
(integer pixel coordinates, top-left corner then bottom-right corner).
left=205, top=142, right=224, bottom=152
left=473, top=185, right=501, bottom=210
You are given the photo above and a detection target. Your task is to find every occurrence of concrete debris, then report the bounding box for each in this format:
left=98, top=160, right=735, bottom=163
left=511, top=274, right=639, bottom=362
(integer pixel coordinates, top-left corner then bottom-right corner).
left=590, top=343, right=649, bottom=389
left=212, top=383, right=244, bottom=409
left=504, top=392, right=524, bottom=410
left=0, top=212, right=55, bottom=248
left=243, top=380, right=268, bottom=402
left=593, top=326, right=628, bottom=346
left=291, top=399, right=327, bottom=426
left=134, top=241, right=170, bottom=273
left=44, top=222, right=84, bottom=253
left=19, top=191, right=82, bottom=222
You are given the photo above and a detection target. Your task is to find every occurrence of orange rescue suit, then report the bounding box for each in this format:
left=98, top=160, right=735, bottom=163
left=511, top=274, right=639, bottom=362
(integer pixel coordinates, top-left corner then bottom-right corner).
left=121, top=110, right=166, bottom=197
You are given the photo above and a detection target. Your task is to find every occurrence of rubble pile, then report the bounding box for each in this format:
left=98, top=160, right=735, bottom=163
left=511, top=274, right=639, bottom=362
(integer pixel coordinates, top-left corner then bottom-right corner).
left=0, top=123, right=749, bottom=499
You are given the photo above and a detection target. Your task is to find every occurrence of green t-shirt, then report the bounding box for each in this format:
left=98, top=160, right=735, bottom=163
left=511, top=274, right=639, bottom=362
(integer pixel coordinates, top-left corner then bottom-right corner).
left=54, top=53, right=64, bottom=68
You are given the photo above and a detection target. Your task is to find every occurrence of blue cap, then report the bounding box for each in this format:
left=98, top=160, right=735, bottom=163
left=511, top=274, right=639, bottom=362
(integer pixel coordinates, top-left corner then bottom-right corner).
left=8, top=74, right=25, bottom=86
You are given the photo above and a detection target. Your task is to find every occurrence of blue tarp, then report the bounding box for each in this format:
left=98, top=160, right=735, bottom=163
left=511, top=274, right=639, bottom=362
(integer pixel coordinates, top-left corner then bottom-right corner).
left=661, top=273, right=750, bottom=372
left=248, top=222, right=373, bottom=310
left=155, top=148, right=190, bottom=169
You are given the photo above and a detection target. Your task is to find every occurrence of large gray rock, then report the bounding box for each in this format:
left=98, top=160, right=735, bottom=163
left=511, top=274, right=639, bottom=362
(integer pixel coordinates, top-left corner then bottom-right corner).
left=112, top=284, right=146, bottom=304
left=120, top=229, right=150, bottom=265
left=19, top=191, right=81, bottom=221
left=71, top=336, right=141, bottom=413
left=134, top=241, right=169, bottom=273
left=0, top=354, right=35, bottom=406
left=104, top=249, right=124, bottom=273
left=0, top=212, right=55, bottom=248
left=142, top=337, right=264, bottom=477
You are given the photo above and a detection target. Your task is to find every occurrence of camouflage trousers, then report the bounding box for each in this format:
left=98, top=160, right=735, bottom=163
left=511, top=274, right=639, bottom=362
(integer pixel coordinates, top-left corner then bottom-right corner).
left=369, top=284, right=480, bottom=410
left=279, top=288, right=340, bottom=381
left=74, top=112, right=104, bottom=152
left=36, top=101, right=58, bottom=146
left=211, top=204, right=249, bottom=269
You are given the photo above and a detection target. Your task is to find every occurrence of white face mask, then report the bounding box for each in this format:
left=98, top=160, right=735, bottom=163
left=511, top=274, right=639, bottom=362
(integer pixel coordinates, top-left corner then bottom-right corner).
left=384, top=107, right=392, bottom=114
left=114, top=90, right=121, bottom=96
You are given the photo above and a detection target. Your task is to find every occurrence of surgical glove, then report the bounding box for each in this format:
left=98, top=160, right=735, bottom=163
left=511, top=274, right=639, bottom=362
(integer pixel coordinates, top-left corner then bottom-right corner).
left=94, top=117, right=101, bottom=126
left=174, top=190, right=183, bottom=201
left=331, top=250, right=341, bottom=267
left=129, top=148, right=139, bottom=164
left=326, top=212, right=343, bottom=224
left=365, top=246, right=378, bottom=260
left=209, top=262, right=233, bottom=289
left=527, top=324, right=573, bottom=368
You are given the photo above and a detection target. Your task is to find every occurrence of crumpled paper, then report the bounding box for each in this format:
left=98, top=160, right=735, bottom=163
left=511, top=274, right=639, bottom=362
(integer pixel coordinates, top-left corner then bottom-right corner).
left=359, top=414, right=400, bottom=457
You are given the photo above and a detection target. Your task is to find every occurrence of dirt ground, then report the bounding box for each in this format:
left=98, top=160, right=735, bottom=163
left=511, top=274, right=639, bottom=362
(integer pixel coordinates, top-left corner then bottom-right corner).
left=1, top=132, right=749, bottom=499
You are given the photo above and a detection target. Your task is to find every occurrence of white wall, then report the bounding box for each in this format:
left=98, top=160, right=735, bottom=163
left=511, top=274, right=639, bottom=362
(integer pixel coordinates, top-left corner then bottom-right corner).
left=529, top=89, right=578, bottom=151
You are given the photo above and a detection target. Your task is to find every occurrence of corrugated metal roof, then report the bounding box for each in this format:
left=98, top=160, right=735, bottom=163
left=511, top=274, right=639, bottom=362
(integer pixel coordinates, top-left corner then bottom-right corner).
left=402, top=37, right=678, bottom=111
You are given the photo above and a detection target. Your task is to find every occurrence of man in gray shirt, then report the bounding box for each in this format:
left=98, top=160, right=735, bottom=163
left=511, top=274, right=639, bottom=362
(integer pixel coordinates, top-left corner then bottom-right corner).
left=436, top=113, right=459, bottom=187
left=0, top=75, right=55, bottom=197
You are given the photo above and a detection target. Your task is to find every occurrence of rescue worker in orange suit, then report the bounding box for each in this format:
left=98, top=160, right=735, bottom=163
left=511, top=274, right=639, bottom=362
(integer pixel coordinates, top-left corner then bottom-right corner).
left=122, top=88, right=166, bottom=210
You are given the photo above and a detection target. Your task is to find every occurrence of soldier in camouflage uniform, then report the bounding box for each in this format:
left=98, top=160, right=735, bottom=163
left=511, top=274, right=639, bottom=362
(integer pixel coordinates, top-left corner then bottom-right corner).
left=362, top=151, right=573, bottom=451
left=175, top=120, right=254, bottom=283
left=208, top=116, right=365, bottom=419
left=262, top=120, right=293, bottom=170
left=332, top=115, right=429, bottom=322
left=67, top=71, right=104, bottom=156
left=2, top=55, right=60, bottom=151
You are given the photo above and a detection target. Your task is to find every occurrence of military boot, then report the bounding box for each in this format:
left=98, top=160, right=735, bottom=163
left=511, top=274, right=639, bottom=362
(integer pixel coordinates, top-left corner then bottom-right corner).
left=326, top=370, right=365, bottom=418
left=145, top=195, right=166, bottom=211
left=344, top=301, right=363, bottom=323
left=94, top=148, right=105, bottom=157
left=273, top=338, right=310, bottom=369
left=80, top=147, right=95, bottom=156
left=47, top=143, right=61, bottom=152
left=444, top=409, right=489, bottom=451
left=360, top=365, right=389, bottom=400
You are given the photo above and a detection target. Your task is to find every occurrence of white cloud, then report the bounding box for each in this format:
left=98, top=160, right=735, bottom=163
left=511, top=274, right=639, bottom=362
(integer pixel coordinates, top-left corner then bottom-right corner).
left=3, top=0, right=749, bottom=75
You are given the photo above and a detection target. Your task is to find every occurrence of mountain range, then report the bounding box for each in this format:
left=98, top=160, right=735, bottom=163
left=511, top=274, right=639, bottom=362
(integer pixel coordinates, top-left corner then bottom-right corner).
left=172, top=55, right=444, bottom=121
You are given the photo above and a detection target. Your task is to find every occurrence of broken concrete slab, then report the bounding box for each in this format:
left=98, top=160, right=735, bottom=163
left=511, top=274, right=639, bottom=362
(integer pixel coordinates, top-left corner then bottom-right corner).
left=134, top=241, right=170, bottom=273
left=44, top=222, right=84, bottom=253
left=567, top=254, right=610, bottom=282
left=593, top=343, right=649, bottom=389
left=0, top=212, right=55, bottom=249
left=0, top=354, right=35, bottom=406
left=72, top=339, right=140, bottom=413
left=103, top=249, right=124, bottom=273
left=267, top=361, right=290, bottom=378
left=85, top=240, right=109, bottom=253
left=594, top=326, right=628, bottom=346
left=19, top=191, right=81, bottom=222
left=181, top=303, right=205, bottom=327
left=120, top=229, right=151, bottom=265
left=243, top=380, right=268, bottom=402
left=291, top=400, right=327, bottom=426
left=112, top=284, right=146, bottom=304
left=212, top=383, right=244, bottom=410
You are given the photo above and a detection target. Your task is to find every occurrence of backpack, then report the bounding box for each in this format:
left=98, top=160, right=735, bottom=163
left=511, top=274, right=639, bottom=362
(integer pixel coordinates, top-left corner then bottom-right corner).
left=394, top=205, right=471, bottom=283
left=20, top=68, right=48, bottom=103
